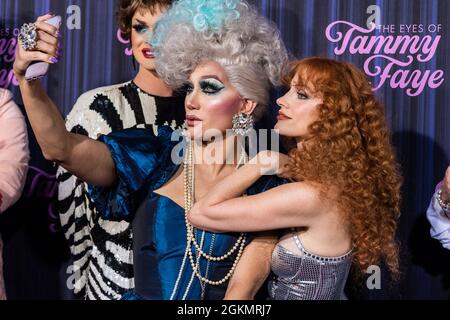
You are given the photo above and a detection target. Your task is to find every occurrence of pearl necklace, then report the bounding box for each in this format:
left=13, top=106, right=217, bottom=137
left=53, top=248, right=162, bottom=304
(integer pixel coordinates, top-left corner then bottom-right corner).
left=184, top=139, right=247, bottom=286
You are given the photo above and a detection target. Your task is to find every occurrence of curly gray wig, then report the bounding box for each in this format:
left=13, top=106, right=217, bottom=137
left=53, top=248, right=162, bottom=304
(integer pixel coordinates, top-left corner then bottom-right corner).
left=151, top=0, right=288, bottom=120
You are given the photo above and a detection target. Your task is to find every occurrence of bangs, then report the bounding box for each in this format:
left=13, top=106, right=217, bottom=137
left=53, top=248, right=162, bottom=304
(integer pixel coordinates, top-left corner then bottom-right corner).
left=281, top=57, right=343, bottom=97
left=137, top=2, right=165, bottom=15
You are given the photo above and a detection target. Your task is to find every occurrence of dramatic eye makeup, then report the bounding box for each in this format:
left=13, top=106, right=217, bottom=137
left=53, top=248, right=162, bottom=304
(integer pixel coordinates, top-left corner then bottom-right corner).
left=183, top=82, right=194, bottom=94
left=181, top=78, right=225, bottom=95
left=199, top=78, right=225, bottom=95
left=132, top=20, right=149, bottom=33
left=184, top=78, right=225, bottom=96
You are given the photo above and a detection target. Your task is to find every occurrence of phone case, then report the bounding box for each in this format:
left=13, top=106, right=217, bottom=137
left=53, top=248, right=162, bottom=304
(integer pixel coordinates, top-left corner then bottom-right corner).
left=25, top=16, right=62, bottom=81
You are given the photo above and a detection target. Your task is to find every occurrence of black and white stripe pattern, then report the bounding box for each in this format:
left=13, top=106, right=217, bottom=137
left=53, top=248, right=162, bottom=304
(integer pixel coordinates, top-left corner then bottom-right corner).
left=57, top=81, right=185, bottom=300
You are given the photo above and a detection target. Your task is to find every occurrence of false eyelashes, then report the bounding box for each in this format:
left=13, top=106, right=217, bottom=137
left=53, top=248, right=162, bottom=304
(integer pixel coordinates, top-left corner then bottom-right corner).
left=199, top=79, right=225, bottom=95
left=183, top=78, right=225, bottom=95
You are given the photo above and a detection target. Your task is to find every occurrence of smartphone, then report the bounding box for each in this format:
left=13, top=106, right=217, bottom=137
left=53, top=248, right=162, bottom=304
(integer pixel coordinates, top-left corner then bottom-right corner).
left=25, top=15, right=62, bottom=81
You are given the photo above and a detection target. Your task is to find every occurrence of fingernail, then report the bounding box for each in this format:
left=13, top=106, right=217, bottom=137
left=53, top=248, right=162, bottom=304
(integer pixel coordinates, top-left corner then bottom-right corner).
left=50, top=57, right=58, bottom=63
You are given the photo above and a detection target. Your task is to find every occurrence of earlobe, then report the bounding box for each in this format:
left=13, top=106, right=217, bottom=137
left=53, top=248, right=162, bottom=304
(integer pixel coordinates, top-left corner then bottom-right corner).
left=241, top=99, right=257, bottom=115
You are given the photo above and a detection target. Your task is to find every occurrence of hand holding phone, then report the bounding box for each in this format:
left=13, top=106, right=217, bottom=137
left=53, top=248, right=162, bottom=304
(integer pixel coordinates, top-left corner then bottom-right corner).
left=24, top=15, right=62, bottom=81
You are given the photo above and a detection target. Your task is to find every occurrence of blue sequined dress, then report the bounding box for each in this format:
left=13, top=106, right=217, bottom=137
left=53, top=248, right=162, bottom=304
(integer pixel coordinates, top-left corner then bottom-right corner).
left=88, top=126, right=284, bottom=300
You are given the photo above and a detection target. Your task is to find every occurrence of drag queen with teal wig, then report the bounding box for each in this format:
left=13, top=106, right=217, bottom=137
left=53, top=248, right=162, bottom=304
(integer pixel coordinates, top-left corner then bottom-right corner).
left=13, top=0, right=288, bottom=299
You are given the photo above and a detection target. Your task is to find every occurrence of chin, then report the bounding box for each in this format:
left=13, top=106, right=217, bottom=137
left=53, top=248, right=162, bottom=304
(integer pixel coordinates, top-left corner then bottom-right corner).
left=186, top=127, right=203, bottom=141
left=134, top=57, right=155, bottom=71
left=190, top=130, right=227, bottom=143
left=274, top=124, right=295, bottom=138
left=143, top=63, right=156, bottom=72
left=274, top=122, right=285, bottom=132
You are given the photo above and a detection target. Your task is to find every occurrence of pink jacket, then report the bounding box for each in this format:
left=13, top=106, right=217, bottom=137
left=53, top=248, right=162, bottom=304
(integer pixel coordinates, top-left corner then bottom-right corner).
left=0, top=88, right=30, bottom=300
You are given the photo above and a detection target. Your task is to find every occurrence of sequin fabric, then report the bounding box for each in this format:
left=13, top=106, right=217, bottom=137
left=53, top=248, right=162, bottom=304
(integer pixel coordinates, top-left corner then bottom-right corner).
left=268, top=232, right=352, bottom=300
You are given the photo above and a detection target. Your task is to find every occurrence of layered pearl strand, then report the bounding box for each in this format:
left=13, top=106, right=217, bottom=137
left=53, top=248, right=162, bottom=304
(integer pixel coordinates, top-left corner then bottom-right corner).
left=184, top=139, right=247, bottom=286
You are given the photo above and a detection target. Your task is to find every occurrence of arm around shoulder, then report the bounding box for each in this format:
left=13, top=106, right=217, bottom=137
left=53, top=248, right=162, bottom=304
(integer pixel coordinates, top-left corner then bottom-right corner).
left=189, top=181, right=325, bottom=233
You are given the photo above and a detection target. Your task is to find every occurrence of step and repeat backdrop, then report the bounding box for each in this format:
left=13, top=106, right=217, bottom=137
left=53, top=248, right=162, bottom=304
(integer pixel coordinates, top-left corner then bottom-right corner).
left=0, top=0, right=449, bottom=299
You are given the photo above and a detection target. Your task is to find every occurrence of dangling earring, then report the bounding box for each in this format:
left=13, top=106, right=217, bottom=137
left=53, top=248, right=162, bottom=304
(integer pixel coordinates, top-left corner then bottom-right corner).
left=232, top=113, right=254, bottom=136
left=236, top=139, right=249, bottom=168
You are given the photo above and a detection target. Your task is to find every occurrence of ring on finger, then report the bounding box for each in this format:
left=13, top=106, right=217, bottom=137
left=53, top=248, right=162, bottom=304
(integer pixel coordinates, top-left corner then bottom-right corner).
left=18, top=22, right=38, bottom=51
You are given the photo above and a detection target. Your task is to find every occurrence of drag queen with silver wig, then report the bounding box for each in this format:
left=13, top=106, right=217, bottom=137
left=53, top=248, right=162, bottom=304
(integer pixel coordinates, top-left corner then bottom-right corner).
left=14, top=0, right=288, bottom=300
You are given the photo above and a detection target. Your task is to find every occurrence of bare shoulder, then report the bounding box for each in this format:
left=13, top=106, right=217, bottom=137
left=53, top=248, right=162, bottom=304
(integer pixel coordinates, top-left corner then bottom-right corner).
left=275, top=181, right=337, bottom=215
left=277, top=181, right=321, bottom=200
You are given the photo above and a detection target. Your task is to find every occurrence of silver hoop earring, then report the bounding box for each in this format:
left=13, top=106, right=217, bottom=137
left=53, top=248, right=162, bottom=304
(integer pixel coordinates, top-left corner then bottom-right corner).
left=232, top=113, right=254, bottom=136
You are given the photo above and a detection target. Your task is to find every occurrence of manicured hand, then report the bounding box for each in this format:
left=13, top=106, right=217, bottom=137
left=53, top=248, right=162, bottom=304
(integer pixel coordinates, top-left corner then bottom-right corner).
left=13, top=13, right=61, bottom=80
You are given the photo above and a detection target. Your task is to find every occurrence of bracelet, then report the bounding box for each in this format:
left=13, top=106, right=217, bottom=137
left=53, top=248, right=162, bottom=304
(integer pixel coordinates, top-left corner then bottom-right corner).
left=436, top=189, right=450, bottom=213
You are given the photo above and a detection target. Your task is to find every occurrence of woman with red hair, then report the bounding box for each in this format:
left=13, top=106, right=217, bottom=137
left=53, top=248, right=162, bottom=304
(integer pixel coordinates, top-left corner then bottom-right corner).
left=188, top=57, right=402, bottom=299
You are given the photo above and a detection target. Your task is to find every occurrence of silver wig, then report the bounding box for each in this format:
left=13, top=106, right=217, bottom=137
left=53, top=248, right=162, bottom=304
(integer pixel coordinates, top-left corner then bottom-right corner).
left=151, top=0, right=289, bottom=120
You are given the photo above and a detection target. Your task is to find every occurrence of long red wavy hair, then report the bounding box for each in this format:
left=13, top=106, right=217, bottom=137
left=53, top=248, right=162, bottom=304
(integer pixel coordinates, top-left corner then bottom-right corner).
left=283, top=57, right=402, bottom=278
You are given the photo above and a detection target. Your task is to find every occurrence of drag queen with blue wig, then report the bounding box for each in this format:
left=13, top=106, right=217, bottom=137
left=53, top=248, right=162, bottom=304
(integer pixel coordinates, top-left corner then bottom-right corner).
left=14, top=0, right=288, bottom=299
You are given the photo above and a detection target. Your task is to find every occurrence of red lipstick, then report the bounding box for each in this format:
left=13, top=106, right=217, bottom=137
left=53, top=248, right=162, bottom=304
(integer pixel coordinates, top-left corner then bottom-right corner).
left=277, top=111, right=291, bottom=121
left=142, top=48, right=154, bottom=59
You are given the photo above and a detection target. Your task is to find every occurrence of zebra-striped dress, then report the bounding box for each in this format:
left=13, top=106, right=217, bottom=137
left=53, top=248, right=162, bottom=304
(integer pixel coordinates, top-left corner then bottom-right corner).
left=56, top=81, right=185, bottom=300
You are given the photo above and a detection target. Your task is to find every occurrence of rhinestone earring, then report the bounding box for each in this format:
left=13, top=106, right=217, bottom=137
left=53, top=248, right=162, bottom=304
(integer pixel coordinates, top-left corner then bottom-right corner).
left=232, top=113, right=254, bottom=136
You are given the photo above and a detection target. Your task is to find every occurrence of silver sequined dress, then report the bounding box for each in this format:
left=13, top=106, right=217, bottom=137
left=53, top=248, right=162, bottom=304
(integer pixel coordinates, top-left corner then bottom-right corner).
left=268, top=230, right=352, bottom=300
